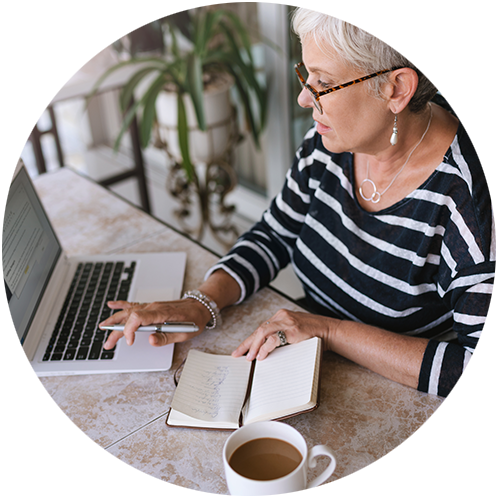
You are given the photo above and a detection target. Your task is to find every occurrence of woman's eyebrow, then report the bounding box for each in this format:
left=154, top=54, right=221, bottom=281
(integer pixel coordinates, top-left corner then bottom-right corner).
left=304, top=64, right=339, bottom=80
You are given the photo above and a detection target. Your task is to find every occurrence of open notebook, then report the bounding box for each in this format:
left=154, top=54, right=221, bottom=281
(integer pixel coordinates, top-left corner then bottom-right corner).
left=166, top=337, right=322, bottom=429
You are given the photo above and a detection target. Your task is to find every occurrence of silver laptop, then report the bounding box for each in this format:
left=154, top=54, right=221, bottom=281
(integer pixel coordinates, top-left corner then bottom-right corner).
left=4, top=160, right=185, bottom=376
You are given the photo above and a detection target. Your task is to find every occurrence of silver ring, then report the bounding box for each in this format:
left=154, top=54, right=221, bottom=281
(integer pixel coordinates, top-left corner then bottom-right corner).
left=265, top=321, right=270, bottom=324
left=276, top=330, right=288, bottom=347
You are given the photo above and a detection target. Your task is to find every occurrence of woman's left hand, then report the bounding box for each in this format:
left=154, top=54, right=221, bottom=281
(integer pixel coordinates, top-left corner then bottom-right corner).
left=232, top=308, right=338, bottom=361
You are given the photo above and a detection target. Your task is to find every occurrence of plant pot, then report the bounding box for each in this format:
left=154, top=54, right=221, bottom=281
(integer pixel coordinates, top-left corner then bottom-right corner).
left=8, top=2, right=49, bottom=42
left=155, top=73, right=235, bottom=165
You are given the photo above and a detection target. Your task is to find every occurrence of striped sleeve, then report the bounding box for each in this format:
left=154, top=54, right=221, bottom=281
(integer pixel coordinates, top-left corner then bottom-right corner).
left=418, top=263, right=494, bottom=396
left=205, top=126, right=318, bottom=303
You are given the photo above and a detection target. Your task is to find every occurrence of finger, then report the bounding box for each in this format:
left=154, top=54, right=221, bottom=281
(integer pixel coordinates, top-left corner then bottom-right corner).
left=232, top=330, right=269, bottom=359
left=120, top=311, right=147, bottom=346
left=151, top=323, right=207, bottom=346
left=98, top=308, right=130, bottom=327
left=232, top=320, right=274, bottom=358
left=100, top=306, right=154, bottom=345
left=149, top=331, right=192, bottom=347
left=243, top=333, right=273, bottom=361
left=231, top=335, right=256, bottom=358
left=106, top=300, right=136, bottom=310
left=103, top=329, right=124, bottom=350
left=150, top=332, right=169, bottom=347
left=256, top=334, right=281, bottom=361
left=121, top=307, right=172, bottom=346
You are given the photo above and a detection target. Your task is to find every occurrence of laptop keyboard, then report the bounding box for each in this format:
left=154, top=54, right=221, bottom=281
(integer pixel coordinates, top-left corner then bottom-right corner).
left=42, top=260, right=136, bottom=362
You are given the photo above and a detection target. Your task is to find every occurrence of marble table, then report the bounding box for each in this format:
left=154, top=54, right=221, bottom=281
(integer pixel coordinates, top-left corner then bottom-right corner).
left=33, top=168, right=443, bottom=494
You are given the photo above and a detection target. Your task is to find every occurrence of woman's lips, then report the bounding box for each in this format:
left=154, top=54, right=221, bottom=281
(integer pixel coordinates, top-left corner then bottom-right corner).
left=315, top=121, right=331, bottom=134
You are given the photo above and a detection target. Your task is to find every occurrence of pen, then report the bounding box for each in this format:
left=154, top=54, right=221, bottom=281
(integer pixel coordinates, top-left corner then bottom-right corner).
left=100, top=322, right=199, bottom=333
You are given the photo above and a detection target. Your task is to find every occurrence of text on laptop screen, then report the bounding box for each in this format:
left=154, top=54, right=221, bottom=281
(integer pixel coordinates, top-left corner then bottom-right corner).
left=2, top=167, right=61, bottom=343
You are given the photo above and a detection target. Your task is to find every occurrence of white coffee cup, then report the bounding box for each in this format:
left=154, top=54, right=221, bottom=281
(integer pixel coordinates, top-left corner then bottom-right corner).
left=222, top=421, right=336, bottom=495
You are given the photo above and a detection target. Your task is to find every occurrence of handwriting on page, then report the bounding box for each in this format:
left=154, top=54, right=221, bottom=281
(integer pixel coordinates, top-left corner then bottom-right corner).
left=171, top=350, right=252, bottom=423
left=188, top=366, right=230, bottom=418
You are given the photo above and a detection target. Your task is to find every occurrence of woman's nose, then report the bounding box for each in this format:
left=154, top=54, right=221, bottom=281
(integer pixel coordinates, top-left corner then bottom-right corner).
left=297, top=87, right=314, bottom=109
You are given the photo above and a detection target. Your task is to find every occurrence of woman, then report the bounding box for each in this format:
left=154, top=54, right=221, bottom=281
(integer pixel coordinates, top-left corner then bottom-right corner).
left=100, top=8, right=494, bottom=397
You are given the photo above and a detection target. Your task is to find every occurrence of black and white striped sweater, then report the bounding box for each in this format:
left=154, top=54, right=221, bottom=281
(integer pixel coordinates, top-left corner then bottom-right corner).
left=208, top=114, right=495, bottom=397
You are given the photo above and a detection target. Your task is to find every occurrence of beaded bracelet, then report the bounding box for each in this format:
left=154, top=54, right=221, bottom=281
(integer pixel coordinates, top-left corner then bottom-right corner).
left=182, top=290, right=220, bottom=330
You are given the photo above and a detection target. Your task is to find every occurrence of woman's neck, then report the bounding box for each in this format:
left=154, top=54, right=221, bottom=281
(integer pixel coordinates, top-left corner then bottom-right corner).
left=354, top=103, right=459, bottom=211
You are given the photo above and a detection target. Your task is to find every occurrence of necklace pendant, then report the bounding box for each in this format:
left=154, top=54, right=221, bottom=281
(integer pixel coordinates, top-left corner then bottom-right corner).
left=359, top=178, right=381, bottom=203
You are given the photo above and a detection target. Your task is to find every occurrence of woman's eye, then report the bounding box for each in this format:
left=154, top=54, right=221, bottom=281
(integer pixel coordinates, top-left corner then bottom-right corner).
left=317, top=79, right=333, bottom=90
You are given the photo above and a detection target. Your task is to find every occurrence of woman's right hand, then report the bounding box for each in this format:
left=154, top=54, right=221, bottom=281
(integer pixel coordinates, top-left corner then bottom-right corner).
left=99, top=298, right=213, bottom=349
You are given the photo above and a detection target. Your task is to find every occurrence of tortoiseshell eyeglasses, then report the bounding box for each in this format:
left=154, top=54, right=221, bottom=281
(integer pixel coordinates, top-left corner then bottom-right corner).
left=294, top=62, right=394, bottom=114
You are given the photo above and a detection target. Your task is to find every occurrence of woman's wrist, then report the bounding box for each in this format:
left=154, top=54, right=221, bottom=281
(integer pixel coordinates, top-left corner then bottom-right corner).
left=182, top=296, right=213, bottom=325
left=182, top=290, right=221, bottom=329
left=197, top=269, right=241, bottom=310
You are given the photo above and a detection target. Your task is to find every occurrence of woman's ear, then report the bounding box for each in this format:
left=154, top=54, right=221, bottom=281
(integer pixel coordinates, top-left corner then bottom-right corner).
left=384, top=68, right=419, bottom=114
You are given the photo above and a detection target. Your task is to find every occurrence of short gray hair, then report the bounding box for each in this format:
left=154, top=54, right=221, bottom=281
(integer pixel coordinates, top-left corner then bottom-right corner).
left=292, top=2, right=469, bottom=113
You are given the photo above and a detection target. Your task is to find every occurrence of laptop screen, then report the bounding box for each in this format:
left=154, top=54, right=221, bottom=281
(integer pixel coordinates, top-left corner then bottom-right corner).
left=3, top=165, right=62, bottom=344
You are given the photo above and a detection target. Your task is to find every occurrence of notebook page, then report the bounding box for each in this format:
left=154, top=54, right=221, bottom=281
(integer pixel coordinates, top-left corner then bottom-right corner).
left=170, top=350, right=252, bottom=424
left=243, top=337, right=320, bottom=424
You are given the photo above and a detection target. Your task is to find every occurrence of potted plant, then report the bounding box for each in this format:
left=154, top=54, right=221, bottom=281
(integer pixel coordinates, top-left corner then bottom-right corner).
left=90, top=7, right=267, bottom=184
left=89, top=7, right=270, bottom=247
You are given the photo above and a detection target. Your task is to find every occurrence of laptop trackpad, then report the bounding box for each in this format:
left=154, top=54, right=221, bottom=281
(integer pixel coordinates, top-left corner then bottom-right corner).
left=134, top=288, right=175, bottom=303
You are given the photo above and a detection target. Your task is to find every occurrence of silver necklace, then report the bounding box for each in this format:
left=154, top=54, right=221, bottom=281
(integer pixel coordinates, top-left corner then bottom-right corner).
left=359, top=106, right=433, bottom=204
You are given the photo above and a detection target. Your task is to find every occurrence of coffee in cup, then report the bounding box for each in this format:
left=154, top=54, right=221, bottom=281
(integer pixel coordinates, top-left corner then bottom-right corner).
left=223, top=421, right=336, bottom=495
left=229, top=437, right=303, bottom=480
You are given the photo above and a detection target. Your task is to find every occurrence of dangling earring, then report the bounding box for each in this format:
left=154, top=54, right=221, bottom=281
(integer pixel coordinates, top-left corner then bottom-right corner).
left=390, top=114, right=398, bottom=146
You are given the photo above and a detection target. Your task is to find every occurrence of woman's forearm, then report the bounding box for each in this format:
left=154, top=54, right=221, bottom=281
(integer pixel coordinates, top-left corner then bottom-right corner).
left=197, top=269, right=242, bottom=311
left=327, top=320, right=429, bottom=389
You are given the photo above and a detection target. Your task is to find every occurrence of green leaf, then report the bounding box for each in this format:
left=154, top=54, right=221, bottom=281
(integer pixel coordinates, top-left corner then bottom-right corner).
left=169, top=25, right=181, bottom=59
left=112, top=97, right=143, bottom=151
left=118, top=65, right=161, bottom=111
left=193, top=10, right=207, bottom=55
left=219, top=13, right=254, bottom=63
left=87, top=60, right=131, bottom=98
left=87, top=57, right=166, bottom=103
left=217, top=24, right=266, bottom=128
left=186, top=53, right=206, bottom=131
left=139, top=73, right=167, bottom=148
left=176, top=92, right=196, bottom=183
left=198, top=10, right=220, bottom=57
left=215, top=50, right=266, bottom=142
left=229, top=66, right=260, bottom=146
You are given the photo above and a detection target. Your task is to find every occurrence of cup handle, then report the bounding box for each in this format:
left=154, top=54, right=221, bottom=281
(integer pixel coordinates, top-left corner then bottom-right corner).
left=306, top=444, right=337, bottom=489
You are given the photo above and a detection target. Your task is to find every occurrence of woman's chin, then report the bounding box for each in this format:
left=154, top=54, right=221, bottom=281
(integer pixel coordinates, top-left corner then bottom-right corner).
left=319, top=134, right=344, bottom=154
